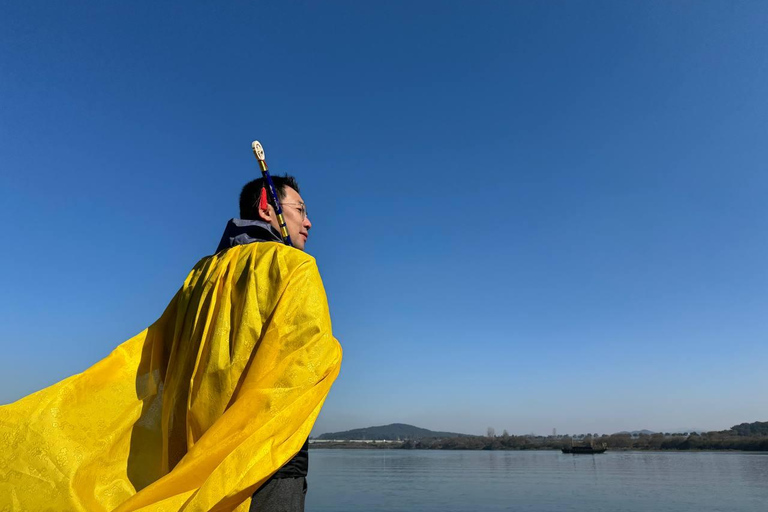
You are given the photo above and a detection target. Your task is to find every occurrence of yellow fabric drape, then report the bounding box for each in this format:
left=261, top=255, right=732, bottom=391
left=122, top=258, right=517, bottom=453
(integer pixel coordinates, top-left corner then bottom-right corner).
left=0, top=242, right=342, bottom=511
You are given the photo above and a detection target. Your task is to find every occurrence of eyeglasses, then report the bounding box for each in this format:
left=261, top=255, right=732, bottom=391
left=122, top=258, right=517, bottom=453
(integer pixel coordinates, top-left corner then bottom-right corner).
left=280, top=202, right=308, bottom=221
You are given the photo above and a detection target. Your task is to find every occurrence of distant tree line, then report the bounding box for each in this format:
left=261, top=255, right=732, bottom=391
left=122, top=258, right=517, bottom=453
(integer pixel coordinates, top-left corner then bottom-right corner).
left=730, top=421, right=768, bottom=436
left=398, top=421, right=768, bottom=452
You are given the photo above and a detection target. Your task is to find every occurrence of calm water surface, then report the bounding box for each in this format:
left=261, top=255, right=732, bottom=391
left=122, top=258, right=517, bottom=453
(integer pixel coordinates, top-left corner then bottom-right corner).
left=305, top=449, right=768, bottom=511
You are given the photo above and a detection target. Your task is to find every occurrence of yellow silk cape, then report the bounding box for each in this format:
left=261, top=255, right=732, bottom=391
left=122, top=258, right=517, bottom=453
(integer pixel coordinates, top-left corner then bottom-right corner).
left=0, top=242, right=342, bottom=511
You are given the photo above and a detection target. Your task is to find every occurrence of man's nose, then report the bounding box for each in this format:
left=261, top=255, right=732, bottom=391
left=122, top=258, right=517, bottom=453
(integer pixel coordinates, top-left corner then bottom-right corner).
left=304, top=216, right=312, bottom=230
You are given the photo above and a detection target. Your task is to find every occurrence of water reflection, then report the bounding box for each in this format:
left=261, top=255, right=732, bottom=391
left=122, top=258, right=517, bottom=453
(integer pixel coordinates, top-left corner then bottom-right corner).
left=307, top=450, right=768, bottom=512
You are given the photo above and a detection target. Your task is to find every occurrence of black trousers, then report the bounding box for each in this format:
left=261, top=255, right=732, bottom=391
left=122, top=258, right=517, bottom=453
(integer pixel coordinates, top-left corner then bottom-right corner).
left=249, top=476, right=307, bottom=512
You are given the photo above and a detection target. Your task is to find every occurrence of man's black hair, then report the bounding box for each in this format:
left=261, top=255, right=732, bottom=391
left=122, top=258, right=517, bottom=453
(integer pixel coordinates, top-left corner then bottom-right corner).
left=239, top=174, right=300, bottom=220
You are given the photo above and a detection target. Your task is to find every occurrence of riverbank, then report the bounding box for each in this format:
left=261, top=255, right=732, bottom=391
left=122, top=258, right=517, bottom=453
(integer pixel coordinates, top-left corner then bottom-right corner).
left=310, top=433, right=768, bottom=451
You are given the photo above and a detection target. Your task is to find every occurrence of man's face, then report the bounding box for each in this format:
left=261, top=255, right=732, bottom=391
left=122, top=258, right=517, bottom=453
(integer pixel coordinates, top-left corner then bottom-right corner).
left=261, top=186, right=312, bottom=251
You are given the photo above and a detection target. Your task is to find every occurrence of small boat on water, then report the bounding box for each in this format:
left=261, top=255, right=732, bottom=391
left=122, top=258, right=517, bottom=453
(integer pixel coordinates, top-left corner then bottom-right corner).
left=562, top=441, right=607, bottom=454
left=561, top=445, right=607, bottom=454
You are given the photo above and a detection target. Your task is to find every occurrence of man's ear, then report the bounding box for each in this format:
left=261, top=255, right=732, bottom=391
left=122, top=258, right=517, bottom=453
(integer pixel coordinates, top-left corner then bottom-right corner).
left=257, top=207, right=272, bottom=222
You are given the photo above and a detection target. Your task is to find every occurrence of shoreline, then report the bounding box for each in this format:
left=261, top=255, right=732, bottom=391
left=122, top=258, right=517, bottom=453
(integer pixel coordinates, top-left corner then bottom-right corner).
left=310, top=441, right=768, bottom=452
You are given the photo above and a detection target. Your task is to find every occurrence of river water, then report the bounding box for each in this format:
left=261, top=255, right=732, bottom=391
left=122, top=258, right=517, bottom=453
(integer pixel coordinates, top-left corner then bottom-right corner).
left=305, top=449, right=768, bottom=511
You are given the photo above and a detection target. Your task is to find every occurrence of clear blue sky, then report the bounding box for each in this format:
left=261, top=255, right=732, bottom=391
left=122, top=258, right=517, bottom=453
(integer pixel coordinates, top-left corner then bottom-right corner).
left=1, top=1, right=766, bottom=436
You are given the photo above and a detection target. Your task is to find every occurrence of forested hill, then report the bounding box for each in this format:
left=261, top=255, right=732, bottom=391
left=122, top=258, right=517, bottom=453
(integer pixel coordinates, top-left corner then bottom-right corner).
left=317, top=423, right=472, bottom=440
left=730, top=421, right=768, bottom=436
left=317, top=420, right=768, bottom=444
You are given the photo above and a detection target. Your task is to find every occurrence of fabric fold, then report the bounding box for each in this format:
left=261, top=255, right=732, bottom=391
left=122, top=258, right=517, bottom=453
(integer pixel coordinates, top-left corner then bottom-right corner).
left=0, top=242, right=341, bottom=512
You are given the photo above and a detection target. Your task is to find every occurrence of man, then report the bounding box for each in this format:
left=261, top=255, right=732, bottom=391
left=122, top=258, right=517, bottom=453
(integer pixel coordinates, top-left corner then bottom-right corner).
left=218, top=174, right=312, bottom=253
left=0, top=174, right=341, bottom=512
left=216, top=175, right=316, bottom=511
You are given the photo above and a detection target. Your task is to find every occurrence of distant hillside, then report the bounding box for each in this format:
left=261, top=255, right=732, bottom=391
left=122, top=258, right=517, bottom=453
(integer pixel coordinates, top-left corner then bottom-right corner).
left=317, top=423, right=473, bottom=440
left=616, top=429, right=656, bottom=436
left=615, top=428, right=707, bottom=435
left=730, top=421, right=768, bottom=436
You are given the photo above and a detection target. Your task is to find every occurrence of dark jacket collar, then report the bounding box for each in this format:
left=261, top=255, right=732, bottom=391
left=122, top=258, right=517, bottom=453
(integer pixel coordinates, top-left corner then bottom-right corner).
left=215, top=218, right=283, bottom=253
